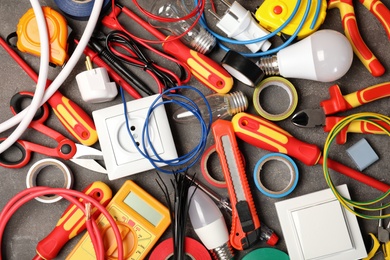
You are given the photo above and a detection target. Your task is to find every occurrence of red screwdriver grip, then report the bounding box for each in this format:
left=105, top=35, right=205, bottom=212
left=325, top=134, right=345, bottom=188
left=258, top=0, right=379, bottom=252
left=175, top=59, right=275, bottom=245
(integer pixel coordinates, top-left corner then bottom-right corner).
left=35, top=182, right=112, bottom=260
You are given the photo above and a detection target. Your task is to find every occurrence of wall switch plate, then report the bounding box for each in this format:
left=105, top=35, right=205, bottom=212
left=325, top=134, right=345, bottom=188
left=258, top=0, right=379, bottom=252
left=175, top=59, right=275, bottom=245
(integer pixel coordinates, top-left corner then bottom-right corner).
left=275, top=185, right=367, bottom=260
left=92, top=94, right=178, bottom=180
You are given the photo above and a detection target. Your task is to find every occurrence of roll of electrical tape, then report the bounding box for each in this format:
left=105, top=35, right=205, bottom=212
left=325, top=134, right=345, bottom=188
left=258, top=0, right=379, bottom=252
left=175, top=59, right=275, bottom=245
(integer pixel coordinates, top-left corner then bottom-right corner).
left=149, top=237, right=211, bottom=260
left=253, top=77, right=298, bottom=121
left=54, top=0, right=111, bottom=20
left=221, top=50, right=264, bottom=87
left=201, top=145, right=227, bottom=188
left=26, top=158, right=73, bottom=203
left=253, top=153, right=298, bottom=198
left=242, top=248, right=289, bottom=260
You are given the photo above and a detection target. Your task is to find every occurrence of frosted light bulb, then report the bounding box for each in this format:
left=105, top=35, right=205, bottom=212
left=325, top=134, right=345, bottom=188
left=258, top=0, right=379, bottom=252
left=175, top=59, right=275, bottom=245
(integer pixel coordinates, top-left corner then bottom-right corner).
left=172, top=91, right=248, bottom=124
left=149, top=0, right=216, bottom=54
left=258, top=29, right=353, bottom=82
left=188, top=186, right=234, bottom=260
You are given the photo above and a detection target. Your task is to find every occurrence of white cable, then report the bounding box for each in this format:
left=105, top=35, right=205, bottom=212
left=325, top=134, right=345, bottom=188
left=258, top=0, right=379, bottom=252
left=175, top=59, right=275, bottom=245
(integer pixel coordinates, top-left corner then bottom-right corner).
left=0, top=0, right=104, bottom=147
left=0, top=0, right=49, bottom=153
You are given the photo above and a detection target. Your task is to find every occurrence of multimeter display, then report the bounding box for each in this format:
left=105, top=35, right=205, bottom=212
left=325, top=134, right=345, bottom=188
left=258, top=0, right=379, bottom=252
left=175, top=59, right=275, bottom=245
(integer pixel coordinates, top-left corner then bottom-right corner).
left=66, top=180, right=171, bottom=260
left=124, top=192, right=163, bottom=227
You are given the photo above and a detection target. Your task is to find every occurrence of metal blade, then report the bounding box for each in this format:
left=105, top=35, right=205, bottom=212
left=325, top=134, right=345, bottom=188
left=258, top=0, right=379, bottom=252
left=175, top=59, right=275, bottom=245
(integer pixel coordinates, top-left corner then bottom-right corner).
left=70, top=158, right=107, bottom=174
left=73, top=144, right=104, bottom=160
left=291, top=108, right=326, bottom=128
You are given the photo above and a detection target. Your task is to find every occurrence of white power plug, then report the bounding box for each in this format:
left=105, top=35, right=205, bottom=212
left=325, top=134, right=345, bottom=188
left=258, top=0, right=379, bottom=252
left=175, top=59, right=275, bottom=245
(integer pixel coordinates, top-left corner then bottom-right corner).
left=212, top=1, right=271, bottom=53
left=76, top=57, right=118, bottom=103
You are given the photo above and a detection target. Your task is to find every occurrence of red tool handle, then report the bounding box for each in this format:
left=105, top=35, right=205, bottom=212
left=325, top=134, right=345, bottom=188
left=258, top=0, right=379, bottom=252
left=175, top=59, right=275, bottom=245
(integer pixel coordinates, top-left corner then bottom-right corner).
left=321, top=83, right=390, bottom=115
left=0, top=36, right=97, bottom=146
left=119, top=6, right=234, bottom=94
left=324, top=116, right=390, bottom=144
left=359, top=0, right=390, bottom=39
left=232, top=112, right=390, bottom=192
left=212, top=119, right=260, bottom=250
left=328, top=0, right=385, bottom=77
left=35, top=182, right=112, bottom=260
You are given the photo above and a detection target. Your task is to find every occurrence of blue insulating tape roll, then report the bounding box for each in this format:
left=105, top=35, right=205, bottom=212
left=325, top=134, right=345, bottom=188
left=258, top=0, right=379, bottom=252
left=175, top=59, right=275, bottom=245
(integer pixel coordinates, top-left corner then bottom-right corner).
left=253, top=153, right=299, bottom=198
left=54, top=0, right=111, bottom=21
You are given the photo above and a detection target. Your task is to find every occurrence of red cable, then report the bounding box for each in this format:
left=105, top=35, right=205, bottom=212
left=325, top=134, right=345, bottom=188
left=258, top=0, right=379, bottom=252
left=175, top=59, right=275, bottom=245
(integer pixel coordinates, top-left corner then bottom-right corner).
left=0, top=187, right=124, bottom=260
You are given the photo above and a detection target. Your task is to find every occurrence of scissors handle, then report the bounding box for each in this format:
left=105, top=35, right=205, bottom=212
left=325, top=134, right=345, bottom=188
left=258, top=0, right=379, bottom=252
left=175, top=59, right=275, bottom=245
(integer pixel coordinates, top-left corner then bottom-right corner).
left=10, top=92, right=49, bottom=122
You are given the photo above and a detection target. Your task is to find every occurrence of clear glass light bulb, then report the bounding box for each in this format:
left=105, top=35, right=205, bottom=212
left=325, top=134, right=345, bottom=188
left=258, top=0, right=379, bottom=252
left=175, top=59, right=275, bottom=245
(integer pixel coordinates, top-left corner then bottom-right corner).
left=150, top=0, right=216, bottom=54
left=172, top=91, right=248, bottom=124
left=188, top=186, right=234, bottom=260
left=258, top=29, right=353, bottom=82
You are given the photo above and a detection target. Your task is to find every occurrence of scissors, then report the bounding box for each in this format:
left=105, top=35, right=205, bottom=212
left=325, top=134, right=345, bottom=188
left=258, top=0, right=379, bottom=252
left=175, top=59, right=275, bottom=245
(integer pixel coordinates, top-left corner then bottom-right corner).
left=0, top=92, right=106, bottom=174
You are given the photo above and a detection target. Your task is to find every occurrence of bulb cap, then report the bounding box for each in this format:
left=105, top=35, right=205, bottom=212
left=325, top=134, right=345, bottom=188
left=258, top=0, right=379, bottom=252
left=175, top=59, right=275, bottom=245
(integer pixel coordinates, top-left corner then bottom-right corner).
left=226, top=91, right=248, bottom=116
left=257, top=56, right=279, bottom=76
left=191, top=28, right=216, bottom=54
left=210, top=242, right=234, bottom=260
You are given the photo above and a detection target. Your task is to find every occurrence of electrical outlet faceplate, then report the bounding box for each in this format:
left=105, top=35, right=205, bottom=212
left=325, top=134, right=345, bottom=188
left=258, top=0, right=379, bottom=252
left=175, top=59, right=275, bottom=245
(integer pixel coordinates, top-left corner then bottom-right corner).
left=92, top=94, right=178, bottom=180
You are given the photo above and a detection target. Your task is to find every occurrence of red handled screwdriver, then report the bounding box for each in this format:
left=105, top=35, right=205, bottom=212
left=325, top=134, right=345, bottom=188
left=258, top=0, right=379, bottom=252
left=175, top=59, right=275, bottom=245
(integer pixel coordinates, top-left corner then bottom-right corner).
left=33, top=181, right=112, bottom=260
left=102, top=4, right=234, bottom=94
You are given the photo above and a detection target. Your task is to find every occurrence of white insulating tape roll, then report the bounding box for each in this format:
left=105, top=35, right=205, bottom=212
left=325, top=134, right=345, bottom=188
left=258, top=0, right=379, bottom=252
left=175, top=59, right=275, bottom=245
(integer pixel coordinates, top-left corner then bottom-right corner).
left=253, top=76, right=298, bottom=121
left=26, top=158, right=73, bottom=203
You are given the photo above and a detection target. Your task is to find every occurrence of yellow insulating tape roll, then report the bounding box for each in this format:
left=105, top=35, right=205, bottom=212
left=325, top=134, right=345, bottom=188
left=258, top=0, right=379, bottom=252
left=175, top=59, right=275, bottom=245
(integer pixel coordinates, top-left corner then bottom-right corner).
left=253, top=77, right=298, bottom=121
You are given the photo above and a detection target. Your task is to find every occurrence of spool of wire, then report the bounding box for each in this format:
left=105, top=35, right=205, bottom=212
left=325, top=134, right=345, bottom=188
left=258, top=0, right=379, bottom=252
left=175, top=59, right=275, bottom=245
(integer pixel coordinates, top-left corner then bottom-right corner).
left=121, top=85, right=212, bottom=174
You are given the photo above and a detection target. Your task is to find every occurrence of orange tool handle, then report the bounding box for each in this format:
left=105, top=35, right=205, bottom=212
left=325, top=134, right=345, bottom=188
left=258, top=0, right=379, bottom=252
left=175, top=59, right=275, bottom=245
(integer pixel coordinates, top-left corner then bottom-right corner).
left=212, top=119, right=260, bottom=250
left=121, top=6, right=234, bottom=94
left=0, top=36, right=97, bottom=146
left=359, top=0, right=390, bottom=39
left=232, top=113, right=322, bottom=166
left=321, top=82, right=390, bottom=115
left=232, top=112, right=390, bottom=192
left=324, top=116, right=390, bottom=144
left=328, top=0, right=385, bottom=77
left=35, top=181, right=112, bottom=260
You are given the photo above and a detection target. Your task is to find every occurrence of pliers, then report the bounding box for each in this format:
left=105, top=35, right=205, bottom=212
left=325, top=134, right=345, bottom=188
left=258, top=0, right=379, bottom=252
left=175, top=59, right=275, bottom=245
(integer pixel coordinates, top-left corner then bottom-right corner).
left=291, top=82, right=390, bottom=144
left=364, top=208, right=390, bottom=260
left=328, top=0, right=390, bottom=77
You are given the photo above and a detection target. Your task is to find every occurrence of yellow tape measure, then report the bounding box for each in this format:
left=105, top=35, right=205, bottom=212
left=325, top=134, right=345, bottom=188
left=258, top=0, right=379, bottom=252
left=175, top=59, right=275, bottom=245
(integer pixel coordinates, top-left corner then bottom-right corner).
left=16, top=6, right=68, bottom=66
left=254, top=0, right=327, bottom=39
left=66, top=180, right=171, bottom=260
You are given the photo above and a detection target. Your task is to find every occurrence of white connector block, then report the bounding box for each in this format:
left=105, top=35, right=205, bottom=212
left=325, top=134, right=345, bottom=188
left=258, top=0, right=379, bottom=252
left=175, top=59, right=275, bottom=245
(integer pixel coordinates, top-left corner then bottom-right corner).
left=216, top=1, right=271, bottom=53
left=76, top=67, right=118, bottom=103
left=92, top=94, right=178, bottom=180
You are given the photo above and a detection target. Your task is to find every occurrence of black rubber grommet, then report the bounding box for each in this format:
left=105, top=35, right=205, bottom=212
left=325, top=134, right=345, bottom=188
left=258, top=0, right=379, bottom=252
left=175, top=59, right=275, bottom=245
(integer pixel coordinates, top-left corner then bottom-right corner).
left=221, top=50, right=264, bottom=87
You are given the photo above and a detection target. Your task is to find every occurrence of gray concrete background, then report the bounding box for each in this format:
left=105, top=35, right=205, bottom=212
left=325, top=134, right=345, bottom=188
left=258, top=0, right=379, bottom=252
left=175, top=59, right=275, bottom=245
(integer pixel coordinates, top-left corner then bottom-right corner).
left=0, top=0, right=389, bottom=259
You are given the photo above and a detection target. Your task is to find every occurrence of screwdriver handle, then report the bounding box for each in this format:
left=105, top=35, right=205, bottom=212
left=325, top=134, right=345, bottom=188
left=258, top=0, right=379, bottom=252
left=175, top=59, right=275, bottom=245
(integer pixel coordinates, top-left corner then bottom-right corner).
left=232, top=112, right=322, bottom=166
left=0, top=36, right=98, bottom=146
left=324, top=116, right=390, bottom=144
left=213, top=119, right=260, bottom=250
left=359, top=0, right=390, bottom=39
left=321, top=83, right=390, bottom=115
left=35, top=182, right=112, bottom=260
left=328, top=0, right=385, bottom=76
left=120, top=6, right=234, bottom=94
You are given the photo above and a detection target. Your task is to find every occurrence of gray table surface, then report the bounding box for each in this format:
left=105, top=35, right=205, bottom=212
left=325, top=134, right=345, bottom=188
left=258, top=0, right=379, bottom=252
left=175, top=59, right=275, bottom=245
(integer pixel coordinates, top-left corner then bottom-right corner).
left=0, top=0, right=389, bottom=259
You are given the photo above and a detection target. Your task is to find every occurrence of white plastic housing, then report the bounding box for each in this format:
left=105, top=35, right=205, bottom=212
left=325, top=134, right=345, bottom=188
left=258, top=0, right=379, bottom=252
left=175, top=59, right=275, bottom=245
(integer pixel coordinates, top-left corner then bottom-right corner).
left=217, top=1, right=271, bottom=53
left=277, top=30, right=353, bottom=82
left=188, top=186, right=229, bottom=250
left=76, top=67, right=118, bottom=103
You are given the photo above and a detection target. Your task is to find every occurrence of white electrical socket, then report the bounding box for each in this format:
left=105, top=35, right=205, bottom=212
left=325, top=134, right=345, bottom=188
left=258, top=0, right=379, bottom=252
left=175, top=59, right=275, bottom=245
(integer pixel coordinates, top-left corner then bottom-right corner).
left=92, top=94, right=178, bottom=180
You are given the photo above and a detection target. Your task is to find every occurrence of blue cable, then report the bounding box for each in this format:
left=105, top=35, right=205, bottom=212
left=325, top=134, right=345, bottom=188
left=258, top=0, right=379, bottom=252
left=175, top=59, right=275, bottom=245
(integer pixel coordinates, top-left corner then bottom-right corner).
left=120, top=86, right=212, bottom=174
left=197, top=0, right=321, bottom=57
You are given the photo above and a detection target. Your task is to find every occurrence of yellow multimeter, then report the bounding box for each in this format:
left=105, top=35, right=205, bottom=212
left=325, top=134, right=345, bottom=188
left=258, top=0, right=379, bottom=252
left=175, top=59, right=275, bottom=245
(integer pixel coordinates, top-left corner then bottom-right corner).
left=16, top=6, right=68, bottom=66
left=66, top=180, right=171, bottom=260
left=254, top=0, right=327, bottom=40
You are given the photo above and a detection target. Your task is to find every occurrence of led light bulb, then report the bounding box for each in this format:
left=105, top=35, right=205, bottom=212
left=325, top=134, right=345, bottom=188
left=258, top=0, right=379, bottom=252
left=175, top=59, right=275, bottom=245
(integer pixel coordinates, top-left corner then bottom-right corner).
left=150, top=0, right=216, bottom=54
left=172, top=91, right=248, bottom=124
left=188, top=186, right=234, bottom=260
left=258, top=29, right=353, bottom=82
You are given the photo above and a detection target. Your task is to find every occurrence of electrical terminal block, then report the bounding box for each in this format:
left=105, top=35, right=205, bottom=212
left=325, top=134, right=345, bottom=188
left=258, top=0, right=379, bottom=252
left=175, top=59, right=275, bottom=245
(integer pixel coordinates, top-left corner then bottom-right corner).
left=209, top=0, right=271, bottom=53
left=75, top=56, right=118, bottom=103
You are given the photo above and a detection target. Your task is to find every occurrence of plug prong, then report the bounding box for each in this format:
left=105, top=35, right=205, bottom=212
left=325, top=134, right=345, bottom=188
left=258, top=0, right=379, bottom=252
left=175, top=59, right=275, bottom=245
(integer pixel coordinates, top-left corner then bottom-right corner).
left=208, top=9, right=221, bottom=21
left=85, top=56, right=93, bottom=71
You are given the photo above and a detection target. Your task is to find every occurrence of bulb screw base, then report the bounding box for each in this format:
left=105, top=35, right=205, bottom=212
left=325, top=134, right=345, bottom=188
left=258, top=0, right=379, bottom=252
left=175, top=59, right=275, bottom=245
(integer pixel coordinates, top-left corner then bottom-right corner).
left=210, top=242, right=234, bottom=260
left=226, top=91, right=248, bottom=116
left=190, top=27, right=216, bottom=54
left=257, top=56, right=280, bottom=76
